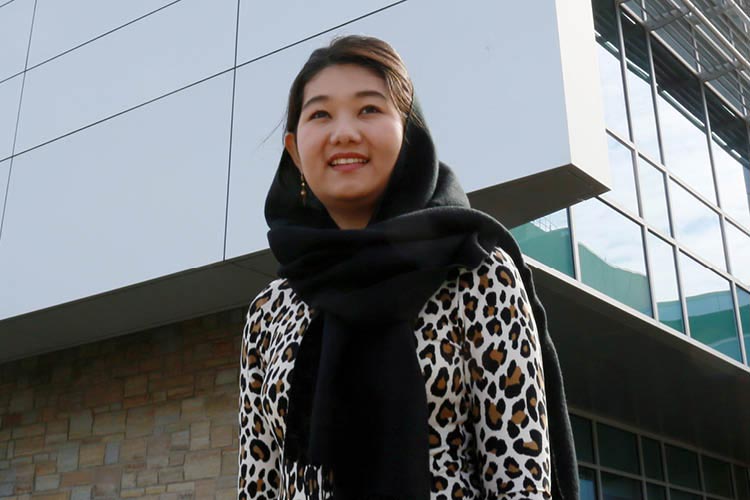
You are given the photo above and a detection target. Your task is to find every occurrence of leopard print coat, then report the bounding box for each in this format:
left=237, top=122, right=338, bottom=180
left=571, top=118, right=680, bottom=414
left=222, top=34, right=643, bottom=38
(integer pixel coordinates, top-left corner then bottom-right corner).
left=238, top=246, right=552, bottom=499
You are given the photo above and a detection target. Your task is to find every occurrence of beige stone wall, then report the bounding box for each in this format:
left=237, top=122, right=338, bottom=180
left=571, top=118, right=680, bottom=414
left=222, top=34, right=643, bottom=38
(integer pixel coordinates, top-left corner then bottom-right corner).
left=0, top=307, right=246, bottom=499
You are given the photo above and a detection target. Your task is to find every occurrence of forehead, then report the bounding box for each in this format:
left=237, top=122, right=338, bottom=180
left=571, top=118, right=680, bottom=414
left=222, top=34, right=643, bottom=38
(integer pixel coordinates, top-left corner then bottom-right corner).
left=303, top=64, right=387, bottom=101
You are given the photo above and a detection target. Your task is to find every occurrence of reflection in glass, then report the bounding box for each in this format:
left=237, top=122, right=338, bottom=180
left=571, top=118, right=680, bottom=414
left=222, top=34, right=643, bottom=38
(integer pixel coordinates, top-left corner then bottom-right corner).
left=580, top=467, right=597, bottom=500
left=702, top=455, right=733, bottom=498
left=637, top=156, right=670, bottom=235
left=510, top=209, right=574, bottom=278
left=601, top=472, right=642, bottom=500
left=598, top=423, right=639, bottom=474
left=666, top=444, right=701, bottom=490
left=596, top=43, right=629, bottom=137
left=15, top=0, right=236, bottom=152
left=707, top=90, right=750, bottom=230
left=653, top=41, right=715, bottom=202
left=642, top=437, right=664, bottom=480
left=670, top=180, right=726, bottom=271
left=738, top=288, right=750, bottom=367
left=0, top=75, right=23, bottom=160
left=0, top=0, right=35, bottom=81
left=602, top=135, right=638, bottom=213
left=574, top=198, right=652, bottom=316
left=679, top=252, right=741, bottom=362
left=0, top=73, right=233, bottom=320
left=621, top=12, right=660, bottom=160
left=28, top=0, right=177, bottom=66
left=593, top=0, right=629, bottom=138
left=646, top=483, right=666, bottom=500
left=726, top=222, right=750, bottom=286
left=646, top=233, right=684, bottom=332
left=570, top=414, right=594, bottom=464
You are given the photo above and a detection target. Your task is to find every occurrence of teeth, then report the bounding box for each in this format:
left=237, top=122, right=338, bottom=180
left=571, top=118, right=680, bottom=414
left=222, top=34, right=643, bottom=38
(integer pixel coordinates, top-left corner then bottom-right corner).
left=330, top=158, right=367, bottom=166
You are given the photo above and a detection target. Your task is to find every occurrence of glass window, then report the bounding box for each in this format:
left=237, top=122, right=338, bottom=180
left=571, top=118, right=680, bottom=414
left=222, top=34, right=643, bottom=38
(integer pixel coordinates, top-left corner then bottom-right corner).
left=580, top=467, right=598, bottom=500
left=725, top=222, right=750, bottom=286
left=707, top=91, right=750, bottom=230
left=0, top=73, right=233, bottom=320
left=738, top=288, right=750, bottom=367
left=602, top=472, right=643, bottom=500
left=598, top=423, right=639, bottom=474
left=593, top=0, right=629, bottom=137
left=574, top=198, right=652, bottom=316
left=602, top=135, right=639, bottom=213
left=652, top=41, right=715, bottom=203
left=642, top=437, right=664, bottom=480
left=15, top=0, right=236, bottom=153
left=510, top=209, right=575, bottom=278
left=570, top=414, right=595, bottom=464
left=670, top=180, right=726, bottom=271
left=646, top=232, right=684, bottom=332
left=0, top=0, right=35, bottom=81
left=621, top=11, right=660, bottom=161
left=669, top=489, right=701, bottom=500
left=237, top=0, right=394, bottom=64
left=27, top=0, right=177, bottom=66
left=646, top=483, right=666, bottom=500
left=679, top=252, right=741, bottom=361
left=734, top=465, right=750, bottom=500
left=702, top=455, right=733, bottom=498
left=638, top=156, right=671, bottom=235
left=666, top=444, right=701, bottom=490
left=597, top=43, right=629, bottom=137
left=0, top=74, right=23, bottom=160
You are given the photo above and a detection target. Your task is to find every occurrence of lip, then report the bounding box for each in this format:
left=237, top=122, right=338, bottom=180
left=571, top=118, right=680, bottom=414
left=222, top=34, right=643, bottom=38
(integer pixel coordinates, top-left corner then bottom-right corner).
left=327, top=152, right=369, bottom=166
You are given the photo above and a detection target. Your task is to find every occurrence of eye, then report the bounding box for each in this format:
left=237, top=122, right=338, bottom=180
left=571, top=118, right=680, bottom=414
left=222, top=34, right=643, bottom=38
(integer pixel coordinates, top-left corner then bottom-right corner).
left=309, top=110, right=329, bottom=120
left=361, top=105, right=381, bottom=115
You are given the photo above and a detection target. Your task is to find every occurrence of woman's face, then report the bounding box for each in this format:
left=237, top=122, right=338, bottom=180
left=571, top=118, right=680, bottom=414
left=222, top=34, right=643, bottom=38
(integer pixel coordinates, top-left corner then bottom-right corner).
left=284, top=64, right=404, bottom=226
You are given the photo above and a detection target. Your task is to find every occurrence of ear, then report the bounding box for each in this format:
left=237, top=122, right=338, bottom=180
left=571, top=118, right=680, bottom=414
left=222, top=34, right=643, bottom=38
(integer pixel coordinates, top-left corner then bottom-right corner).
left=284, top=132, right=302, bottom=172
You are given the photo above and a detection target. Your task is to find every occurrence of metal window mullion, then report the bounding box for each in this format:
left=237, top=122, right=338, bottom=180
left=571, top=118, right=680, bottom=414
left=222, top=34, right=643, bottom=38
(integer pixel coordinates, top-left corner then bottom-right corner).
left=642, top=222, right=660, bottom=321
left=645, top=18, right=669, bottom=165
left=638, top=434, right=649, bottom=500
left=661, top=172, right=692, bottom=338
left=567, top=204, right=583, bottom=282
left=662, top=439, right=672, bottom=500
left=701, top=82, right=725, bottom=214
left=698, top=449, right=707, bottom=497
left=730, top=281, right=748, bottom=365
left=592, top=419, right=605, bottom=500
left=617, top=3, right=639, bottom=145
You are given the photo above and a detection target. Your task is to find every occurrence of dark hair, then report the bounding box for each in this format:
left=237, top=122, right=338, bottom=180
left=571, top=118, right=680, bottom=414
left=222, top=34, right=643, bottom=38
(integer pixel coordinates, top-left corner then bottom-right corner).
left=284, top=35, right=418, bottom=136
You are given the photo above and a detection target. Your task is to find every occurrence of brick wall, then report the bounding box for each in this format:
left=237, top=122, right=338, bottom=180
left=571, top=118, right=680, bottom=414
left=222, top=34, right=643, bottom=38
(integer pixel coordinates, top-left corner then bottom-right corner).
left=0, top=306, right=247, bottom=500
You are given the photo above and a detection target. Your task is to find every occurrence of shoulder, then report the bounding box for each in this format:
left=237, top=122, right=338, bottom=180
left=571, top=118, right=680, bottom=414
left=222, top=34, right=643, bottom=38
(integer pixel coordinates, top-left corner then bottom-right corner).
left=457, top=246, right=525, bottom=295
left=243, top=277, right=294, bottom=335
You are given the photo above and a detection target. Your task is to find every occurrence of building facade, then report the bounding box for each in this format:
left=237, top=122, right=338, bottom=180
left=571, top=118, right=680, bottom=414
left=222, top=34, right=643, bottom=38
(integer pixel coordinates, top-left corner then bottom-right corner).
left=0, top=0, right=748, bottom=498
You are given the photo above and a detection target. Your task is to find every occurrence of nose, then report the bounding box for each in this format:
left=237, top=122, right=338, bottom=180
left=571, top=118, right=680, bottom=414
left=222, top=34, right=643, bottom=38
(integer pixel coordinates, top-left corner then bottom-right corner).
left=329, top=115, right=362, bottom=145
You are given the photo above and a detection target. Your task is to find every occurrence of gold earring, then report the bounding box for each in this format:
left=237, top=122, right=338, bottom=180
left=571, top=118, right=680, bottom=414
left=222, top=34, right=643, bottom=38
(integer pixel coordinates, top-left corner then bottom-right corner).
left=300, top=173, right=307, bottom=206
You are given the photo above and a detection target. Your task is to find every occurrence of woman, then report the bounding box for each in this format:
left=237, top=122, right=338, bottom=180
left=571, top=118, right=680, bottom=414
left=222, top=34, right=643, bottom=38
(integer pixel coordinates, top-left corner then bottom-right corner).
left=238, top=35, right=578, bottom=500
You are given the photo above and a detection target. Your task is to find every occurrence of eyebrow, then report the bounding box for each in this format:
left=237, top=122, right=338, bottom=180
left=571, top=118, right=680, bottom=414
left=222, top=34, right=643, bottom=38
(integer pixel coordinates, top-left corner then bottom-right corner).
left=301, top=90, right=387, bottom=112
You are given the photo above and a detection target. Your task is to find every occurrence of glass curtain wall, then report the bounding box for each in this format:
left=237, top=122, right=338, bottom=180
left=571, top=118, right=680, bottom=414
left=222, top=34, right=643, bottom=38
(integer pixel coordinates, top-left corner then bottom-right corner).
left=570, top=413, right=750, bottom=500
left=513, top=0, right=750, bottom=367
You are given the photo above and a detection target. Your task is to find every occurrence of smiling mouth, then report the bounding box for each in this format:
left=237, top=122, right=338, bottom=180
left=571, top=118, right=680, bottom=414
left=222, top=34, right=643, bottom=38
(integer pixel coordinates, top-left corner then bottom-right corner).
left=329, top=158, right=369, bottom=167
left=330, top=159, right=368, bottom=172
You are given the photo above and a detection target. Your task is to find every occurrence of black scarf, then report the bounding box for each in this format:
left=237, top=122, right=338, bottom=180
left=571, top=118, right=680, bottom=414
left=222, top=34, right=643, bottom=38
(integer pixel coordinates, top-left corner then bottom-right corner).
left=264, top=99, right=579, bottom=500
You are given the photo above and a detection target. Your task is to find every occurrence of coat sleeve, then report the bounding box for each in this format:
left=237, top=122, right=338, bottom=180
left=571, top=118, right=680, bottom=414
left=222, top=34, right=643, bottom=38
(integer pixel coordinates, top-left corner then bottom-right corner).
left=459, top=247, right=552, bottom=499
left=238, top=287, right=282, bottom=500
